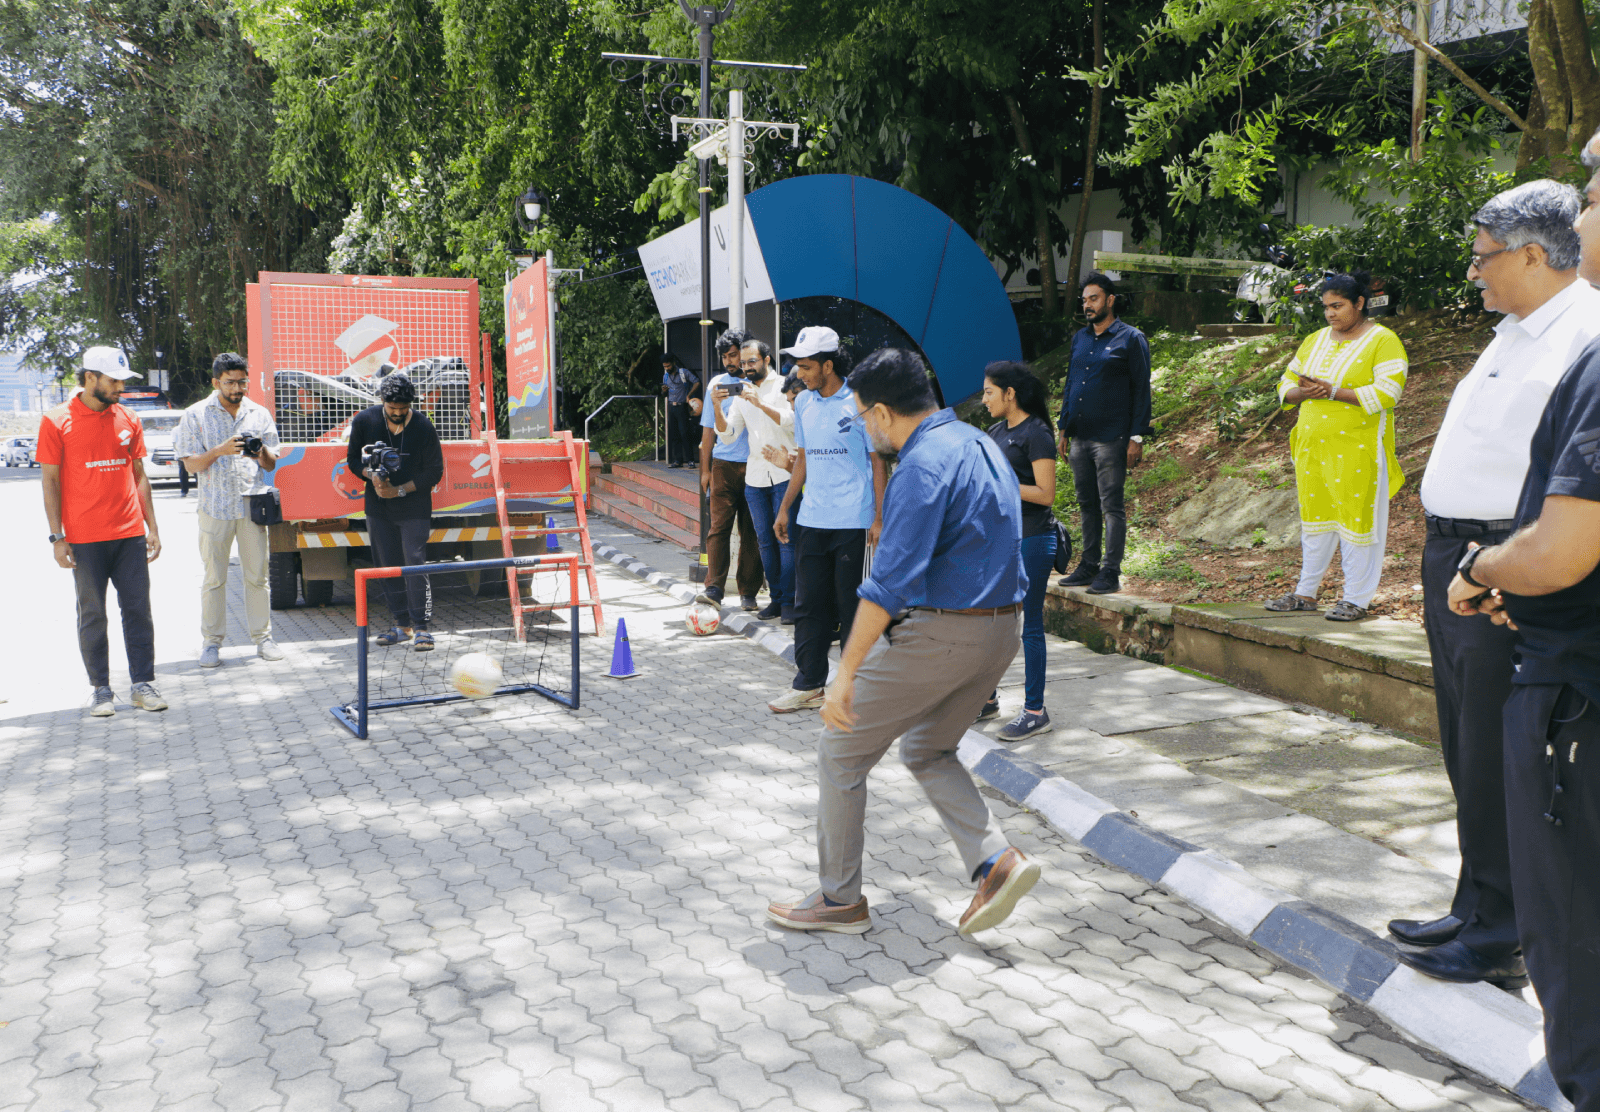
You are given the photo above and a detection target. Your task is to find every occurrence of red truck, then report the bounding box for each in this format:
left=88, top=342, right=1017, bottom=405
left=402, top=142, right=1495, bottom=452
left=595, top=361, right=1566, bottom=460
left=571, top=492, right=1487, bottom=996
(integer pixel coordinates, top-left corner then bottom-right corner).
left=245, top=271, right=593, bottom=614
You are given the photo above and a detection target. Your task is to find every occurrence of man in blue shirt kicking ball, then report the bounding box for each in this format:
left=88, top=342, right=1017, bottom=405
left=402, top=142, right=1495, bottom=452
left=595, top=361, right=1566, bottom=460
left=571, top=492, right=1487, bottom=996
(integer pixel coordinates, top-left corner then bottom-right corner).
left=767, top=348, right=1041, bottom=936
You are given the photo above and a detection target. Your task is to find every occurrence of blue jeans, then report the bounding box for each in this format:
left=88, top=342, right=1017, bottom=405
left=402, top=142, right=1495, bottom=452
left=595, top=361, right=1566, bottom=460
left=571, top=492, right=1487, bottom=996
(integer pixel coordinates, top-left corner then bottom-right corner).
left=1021, top=530, right=1057, bottom=710
left=744, top=480, right=794, bottom=607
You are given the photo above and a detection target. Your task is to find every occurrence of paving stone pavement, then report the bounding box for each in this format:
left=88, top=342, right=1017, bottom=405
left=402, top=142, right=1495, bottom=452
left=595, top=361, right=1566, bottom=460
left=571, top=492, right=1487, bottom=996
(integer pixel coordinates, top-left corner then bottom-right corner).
left=0, top=490, right=1535, bottom=1110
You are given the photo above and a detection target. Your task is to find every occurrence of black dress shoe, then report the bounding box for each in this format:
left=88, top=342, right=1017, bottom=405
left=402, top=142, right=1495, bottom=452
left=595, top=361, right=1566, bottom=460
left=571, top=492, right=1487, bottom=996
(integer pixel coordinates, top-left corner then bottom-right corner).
left=1397, top=939, right=1528, bottom=989
left=1388, top=914, right=1464, bottom=947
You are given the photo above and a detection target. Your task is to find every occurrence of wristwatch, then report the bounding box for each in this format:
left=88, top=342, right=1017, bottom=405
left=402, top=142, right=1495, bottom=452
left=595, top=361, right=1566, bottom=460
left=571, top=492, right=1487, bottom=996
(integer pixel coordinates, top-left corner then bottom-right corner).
left=1130, top=435, right=1144, bottom=444
left=1457, top=544, right=1494, bottom=588
left=48, top=533, right=65, bottom=544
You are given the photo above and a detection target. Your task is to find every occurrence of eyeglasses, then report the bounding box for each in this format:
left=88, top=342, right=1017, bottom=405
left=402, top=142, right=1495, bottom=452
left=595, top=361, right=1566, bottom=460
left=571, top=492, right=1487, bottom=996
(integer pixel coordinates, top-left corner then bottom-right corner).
left=739, top=359, right=762, bottom=368
left=1469, top=245, right=1515, bottom=270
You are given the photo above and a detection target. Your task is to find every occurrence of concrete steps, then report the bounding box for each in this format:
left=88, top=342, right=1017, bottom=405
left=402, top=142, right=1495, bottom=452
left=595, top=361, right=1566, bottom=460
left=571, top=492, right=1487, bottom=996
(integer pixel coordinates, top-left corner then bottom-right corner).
left=590, top=461, right=701, bottom=551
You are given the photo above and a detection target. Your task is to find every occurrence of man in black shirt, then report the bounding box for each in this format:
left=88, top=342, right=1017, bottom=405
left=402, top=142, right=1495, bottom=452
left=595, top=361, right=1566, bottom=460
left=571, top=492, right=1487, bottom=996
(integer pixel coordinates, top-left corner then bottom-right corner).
left=346, top=373, right=446, bottom=651
left=1056, top=273, right=1151, bottom=596
left=1446, top=333, right=1600, bottom=1111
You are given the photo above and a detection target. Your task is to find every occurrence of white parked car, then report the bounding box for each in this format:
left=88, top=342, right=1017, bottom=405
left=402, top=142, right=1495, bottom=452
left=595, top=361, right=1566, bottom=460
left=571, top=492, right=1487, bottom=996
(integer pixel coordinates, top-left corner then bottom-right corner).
left=2, top=436, right=35, bottom=467
left=137, top=411, right=184, bottom=482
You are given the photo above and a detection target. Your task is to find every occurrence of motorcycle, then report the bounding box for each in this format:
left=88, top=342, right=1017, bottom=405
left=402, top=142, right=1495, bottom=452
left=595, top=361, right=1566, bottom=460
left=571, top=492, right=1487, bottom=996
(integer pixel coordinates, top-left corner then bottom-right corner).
left=1235, top=225, right=1397, bottom=324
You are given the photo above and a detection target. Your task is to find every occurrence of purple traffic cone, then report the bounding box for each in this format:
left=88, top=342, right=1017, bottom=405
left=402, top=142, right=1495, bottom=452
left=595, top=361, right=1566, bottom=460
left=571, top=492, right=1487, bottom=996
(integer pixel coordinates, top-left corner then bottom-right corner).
left=605, top=618, right=639, bottom=679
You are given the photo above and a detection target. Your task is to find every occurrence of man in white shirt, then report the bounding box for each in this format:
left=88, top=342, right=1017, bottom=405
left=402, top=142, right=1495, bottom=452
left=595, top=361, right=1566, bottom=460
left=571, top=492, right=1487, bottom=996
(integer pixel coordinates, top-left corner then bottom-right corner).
left=175, top=352, right=284, bottom=669
left=717, top=340, right=798, bottom=620
left=1392, top=180, right=1599, bottom=987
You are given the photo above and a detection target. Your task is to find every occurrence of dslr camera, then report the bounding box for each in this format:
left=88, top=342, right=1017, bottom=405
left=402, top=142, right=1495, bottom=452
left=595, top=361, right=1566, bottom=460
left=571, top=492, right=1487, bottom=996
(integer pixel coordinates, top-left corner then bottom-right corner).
left=361, top=442, right=403, bottom=481
left=237, top=434, right=264, bottom=458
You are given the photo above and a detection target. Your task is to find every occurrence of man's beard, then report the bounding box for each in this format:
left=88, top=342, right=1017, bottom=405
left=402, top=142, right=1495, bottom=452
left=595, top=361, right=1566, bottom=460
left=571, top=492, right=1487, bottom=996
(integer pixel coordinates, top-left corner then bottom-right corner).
left=1085, top=306, right=1110, bottom=324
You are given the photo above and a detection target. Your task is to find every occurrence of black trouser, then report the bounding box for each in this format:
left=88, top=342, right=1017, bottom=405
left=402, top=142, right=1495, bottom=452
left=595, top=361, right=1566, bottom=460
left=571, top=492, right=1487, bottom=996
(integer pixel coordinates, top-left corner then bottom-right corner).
left=1069, top=438, right=1128, bottom=574
left=1505, top=684, right=1600, bottom=1112
left=667, top=402, right=697, bottom=465
left=1422, top=527, right=1520, bottom=956
left=369, top=514, right=432, bottom=630
left=792, top=526, right=866, bottom=691
left=71, top=535, right=155, bottom=688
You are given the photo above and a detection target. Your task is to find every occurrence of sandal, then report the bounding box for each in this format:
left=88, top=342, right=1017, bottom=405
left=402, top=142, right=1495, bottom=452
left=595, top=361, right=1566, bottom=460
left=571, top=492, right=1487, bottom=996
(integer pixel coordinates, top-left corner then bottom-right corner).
left=1264, top=593, right=1317, bottom=612
left=376, top=626, right=411, bottom=646
left=412, top=631, right=435, bottom=652
left=1325, top=600, right=1368, bottom=622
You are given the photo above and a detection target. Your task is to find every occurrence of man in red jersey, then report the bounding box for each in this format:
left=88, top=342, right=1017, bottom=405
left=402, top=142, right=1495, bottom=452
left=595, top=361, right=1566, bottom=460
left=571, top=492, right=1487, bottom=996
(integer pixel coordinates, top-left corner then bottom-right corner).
left=38, top=345, right=167, bottom=718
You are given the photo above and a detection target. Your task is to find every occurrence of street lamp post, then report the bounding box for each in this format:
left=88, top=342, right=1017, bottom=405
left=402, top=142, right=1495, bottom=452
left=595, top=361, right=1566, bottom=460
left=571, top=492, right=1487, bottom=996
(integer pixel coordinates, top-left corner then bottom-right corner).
left=602, top=3, right=804, bottom=581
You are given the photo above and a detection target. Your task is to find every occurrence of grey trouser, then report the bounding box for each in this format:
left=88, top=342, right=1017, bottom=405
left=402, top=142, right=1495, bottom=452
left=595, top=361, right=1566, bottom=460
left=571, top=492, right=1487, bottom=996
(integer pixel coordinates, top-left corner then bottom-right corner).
left=817, top=607, right=1020, bottom=904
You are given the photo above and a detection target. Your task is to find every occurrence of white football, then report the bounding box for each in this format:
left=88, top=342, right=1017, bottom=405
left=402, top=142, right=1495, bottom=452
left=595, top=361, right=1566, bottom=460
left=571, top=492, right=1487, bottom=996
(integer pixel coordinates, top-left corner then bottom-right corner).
left=685, top=602, right=720, bottom=636
left=448, top=651, right=503, bottom=700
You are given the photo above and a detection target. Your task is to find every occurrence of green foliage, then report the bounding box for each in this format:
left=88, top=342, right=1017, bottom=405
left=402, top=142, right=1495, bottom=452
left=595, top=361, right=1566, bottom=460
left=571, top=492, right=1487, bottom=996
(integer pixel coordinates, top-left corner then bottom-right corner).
left=0, top=0, right=338, bottom=394
left=1122, top=537, right=1201, bottom=581
left=555, top=267, right=665, bottom=424
left=1271, top=106, right=1513, bottom=316
left=1134, top=453, right=1186, bottom=490
left=256, top=0, right=682, bottom=425
left=0, top=217, right=89, bottom=374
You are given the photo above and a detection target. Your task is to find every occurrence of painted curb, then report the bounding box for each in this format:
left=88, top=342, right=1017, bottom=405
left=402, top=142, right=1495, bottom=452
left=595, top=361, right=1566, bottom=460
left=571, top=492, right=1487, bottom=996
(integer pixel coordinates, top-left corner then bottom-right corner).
left=590, top=537, right=1568, bottom=1111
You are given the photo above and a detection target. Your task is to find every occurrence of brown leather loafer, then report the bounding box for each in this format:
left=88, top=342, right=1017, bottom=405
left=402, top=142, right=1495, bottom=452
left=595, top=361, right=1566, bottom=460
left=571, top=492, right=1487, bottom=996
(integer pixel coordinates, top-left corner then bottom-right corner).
left=958, top=848, right=1041, bottom=936
left=767, top=892, right=871, bottom=934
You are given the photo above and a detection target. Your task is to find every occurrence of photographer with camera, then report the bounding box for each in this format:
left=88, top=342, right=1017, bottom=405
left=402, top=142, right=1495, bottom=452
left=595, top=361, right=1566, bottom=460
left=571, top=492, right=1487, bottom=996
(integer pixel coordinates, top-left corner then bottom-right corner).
left=347, top=373, right=445, bottom=651
left=176, top=352, right=283, bottom=668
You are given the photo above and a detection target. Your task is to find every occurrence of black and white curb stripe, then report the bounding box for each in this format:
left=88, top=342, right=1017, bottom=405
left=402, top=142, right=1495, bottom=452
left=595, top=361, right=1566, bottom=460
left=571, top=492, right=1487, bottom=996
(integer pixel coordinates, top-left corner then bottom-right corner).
left=590, top=536, right=1567, bottom=1111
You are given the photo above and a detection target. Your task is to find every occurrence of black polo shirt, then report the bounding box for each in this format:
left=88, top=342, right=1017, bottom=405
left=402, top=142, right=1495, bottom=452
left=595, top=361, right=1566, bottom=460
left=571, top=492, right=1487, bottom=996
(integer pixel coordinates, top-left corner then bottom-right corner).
left=1504, top=337, right=1600, bottom=702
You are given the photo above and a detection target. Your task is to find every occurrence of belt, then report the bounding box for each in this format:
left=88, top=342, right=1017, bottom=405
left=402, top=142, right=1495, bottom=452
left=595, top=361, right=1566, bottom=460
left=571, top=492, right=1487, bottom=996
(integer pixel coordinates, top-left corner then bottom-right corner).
left=926, top=603, right=1022, bottom=617
left=1425, top=513, right=1516, bottom=538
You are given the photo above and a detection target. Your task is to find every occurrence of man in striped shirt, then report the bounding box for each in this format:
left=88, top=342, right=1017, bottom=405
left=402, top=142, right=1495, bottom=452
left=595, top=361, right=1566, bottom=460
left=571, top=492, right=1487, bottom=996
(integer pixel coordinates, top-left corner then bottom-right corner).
left=175, top=352, right=283, bottom=668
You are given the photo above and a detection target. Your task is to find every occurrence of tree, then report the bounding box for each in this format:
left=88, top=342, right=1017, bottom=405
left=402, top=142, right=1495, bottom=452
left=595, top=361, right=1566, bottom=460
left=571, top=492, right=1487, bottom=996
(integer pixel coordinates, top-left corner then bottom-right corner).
left=626, top=0, right=1134, bottom=317
left=1110, top=0, right=1588, bottom=214
left=257, top=0, right=682, bottom=427
left=0, top=0, right=338, bottom=393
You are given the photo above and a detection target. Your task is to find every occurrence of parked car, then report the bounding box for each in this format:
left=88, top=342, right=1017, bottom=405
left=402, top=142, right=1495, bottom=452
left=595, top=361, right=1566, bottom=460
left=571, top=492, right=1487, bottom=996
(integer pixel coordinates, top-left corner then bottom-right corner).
left=2, top=436, right=36, bottom=467
left=118, top=388, right=174, bottom=412
left=137, top=410, right=184, bottom=482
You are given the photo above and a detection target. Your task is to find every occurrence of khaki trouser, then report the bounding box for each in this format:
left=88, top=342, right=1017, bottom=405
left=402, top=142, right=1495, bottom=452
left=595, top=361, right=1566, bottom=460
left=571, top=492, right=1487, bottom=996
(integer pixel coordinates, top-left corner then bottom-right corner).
left=817, top=607, right=1020, bottom=904
left=199, top=511, right=271, bottom=645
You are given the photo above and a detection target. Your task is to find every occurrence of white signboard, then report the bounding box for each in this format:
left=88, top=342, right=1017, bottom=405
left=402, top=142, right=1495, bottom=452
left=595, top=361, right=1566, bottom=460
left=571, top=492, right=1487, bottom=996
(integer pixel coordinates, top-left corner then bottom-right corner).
left=637, top=201, right=775, bottom=321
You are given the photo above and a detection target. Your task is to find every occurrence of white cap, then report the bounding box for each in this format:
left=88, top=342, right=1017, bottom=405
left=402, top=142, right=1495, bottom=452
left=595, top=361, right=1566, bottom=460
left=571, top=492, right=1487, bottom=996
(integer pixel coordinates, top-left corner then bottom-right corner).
left=82, top=345, right=140, bottom=380
left=780, top=326, right=842, bottom=360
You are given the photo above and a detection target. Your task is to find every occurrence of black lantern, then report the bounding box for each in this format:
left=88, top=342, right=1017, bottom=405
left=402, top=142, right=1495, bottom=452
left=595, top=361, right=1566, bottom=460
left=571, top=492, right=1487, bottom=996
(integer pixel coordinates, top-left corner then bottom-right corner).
left=515, top=186, right=547, bottom=236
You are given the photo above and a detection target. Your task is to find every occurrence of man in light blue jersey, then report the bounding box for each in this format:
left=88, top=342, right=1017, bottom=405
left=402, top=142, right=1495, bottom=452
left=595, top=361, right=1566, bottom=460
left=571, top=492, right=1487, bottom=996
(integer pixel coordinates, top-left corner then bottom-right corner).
left=768, top=327, right=886, bottom=713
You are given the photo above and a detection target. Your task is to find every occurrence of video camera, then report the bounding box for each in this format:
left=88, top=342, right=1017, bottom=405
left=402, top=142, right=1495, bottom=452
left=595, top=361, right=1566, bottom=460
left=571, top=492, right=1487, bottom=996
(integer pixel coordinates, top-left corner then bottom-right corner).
left=361, top=442, right=403, bottom=481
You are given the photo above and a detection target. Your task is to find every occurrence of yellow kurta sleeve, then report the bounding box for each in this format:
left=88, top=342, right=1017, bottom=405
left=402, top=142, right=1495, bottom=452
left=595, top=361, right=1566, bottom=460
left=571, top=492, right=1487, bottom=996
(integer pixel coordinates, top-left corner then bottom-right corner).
left=1354, top=328, right=1408, bottom=415
left=1278, top=332, right=1323, bottom=407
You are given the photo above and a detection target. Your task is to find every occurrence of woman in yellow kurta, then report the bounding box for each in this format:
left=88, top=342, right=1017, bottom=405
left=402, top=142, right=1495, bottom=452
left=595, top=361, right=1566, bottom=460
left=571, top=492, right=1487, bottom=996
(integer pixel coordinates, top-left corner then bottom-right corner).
left=1266, top=272, right=1407, bottom=621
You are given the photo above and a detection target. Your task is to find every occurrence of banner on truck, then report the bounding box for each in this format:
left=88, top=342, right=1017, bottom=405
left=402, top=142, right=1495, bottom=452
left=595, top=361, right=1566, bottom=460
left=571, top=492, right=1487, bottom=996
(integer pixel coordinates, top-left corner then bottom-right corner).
left=505, top=260, right=554, bottom=439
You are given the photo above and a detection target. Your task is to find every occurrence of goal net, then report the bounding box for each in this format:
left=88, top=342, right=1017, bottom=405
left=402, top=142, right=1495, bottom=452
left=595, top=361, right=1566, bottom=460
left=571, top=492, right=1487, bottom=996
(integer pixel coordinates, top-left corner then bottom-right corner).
left=331, top=554, right=582, bottom=739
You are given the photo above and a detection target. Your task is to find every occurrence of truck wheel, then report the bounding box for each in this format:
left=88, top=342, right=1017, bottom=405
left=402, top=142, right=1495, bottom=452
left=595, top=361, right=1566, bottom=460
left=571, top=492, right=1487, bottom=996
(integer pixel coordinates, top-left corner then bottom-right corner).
left=269, top=551, right=301, bottom=610
left=302, top=577, right=334, bottom=607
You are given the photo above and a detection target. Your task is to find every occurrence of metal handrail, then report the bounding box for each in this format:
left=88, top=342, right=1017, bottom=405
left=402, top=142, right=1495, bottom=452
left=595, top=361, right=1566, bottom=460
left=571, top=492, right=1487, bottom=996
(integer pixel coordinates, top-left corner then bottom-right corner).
left=584, top=394, right=661, bottom=462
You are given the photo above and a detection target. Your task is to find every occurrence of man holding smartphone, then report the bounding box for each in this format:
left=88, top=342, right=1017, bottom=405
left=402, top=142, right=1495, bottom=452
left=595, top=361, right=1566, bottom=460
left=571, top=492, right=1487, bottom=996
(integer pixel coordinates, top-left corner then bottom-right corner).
left=176, top=351, right=282, bottom=668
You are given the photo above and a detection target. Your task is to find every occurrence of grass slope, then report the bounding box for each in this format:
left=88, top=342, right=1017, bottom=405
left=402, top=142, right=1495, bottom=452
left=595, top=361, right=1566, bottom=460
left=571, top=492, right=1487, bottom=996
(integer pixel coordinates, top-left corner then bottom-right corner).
left=1047, top=310, right=1496, bottom=625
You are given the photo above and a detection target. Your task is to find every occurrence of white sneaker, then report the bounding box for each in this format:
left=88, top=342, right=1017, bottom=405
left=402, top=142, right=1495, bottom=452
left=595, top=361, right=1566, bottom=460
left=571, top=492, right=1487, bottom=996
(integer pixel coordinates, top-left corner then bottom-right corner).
left=256, top=639, right=284, bottom=661
left=769, top=687, right=825, bottom=714
left=199, top=644, right=222, bottom=669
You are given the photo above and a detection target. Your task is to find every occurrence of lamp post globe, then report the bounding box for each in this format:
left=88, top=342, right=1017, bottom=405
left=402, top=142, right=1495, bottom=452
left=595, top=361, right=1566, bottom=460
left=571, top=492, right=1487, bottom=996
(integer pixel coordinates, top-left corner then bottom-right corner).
left=515, top=186, right=547, bottom=235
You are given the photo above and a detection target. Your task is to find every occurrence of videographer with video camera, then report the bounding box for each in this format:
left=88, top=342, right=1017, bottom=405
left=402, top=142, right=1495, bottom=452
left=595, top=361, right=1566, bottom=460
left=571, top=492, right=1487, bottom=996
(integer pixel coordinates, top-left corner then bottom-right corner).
left=347, top=372, right=445, bottom=652
left=176, top=351, right=283, bottom=668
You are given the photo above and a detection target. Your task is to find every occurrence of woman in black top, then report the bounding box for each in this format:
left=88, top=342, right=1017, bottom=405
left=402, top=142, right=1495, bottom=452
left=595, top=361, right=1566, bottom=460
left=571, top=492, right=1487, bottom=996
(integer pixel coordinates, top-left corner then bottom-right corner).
left=345, top=373, right=447, bottom=650
left=981, top=361, right=1059, bottom=740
